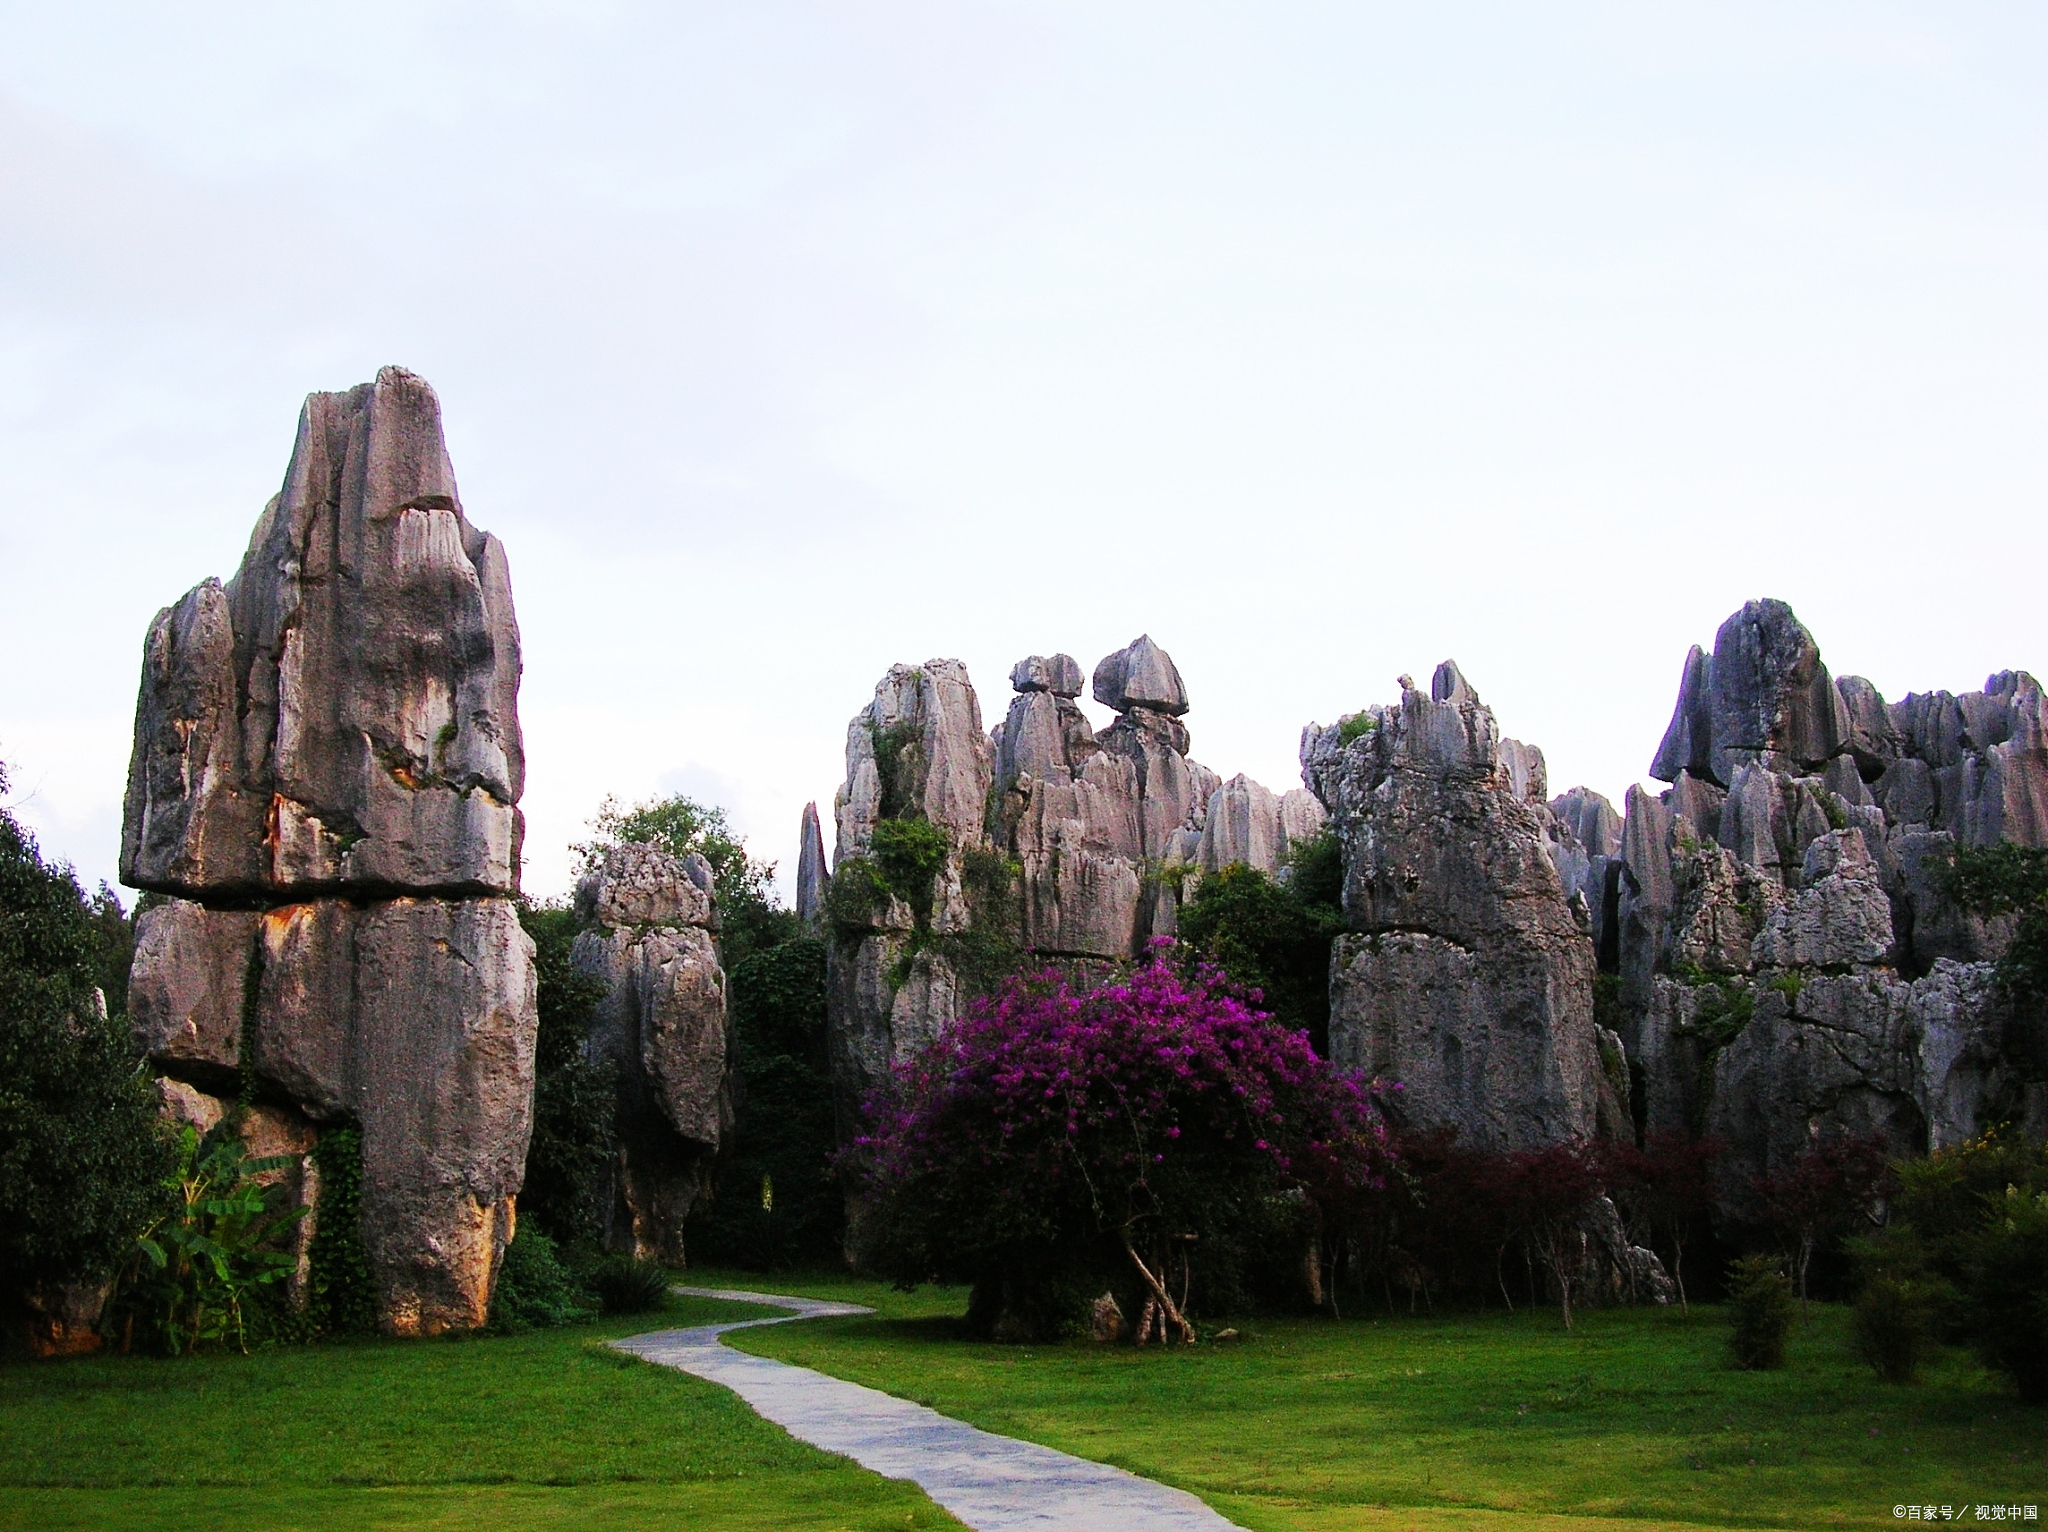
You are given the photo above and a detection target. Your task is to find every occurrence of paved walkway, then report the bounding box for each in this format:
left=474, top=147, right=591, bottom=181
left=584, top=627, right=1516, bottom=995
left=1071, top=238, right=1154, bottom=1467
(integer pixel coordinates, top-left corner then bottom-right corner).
left=613, top=1286, right=1244, bottom=1532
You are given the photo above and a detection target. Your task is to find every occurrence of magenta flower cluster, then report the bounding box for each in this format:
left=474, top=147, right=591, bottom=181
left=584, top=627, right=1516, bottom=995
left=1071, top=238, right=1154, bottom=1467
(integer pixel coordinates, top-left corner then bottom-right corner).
left=847, top=947, right=1395, bottom=1283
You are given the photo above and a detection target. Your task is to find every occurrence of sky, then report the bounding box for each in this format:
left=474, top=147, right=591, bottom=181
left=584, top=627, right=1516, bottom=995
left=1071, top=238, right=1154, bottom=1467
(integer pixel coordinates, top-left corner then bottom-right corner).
left=2, top=2, right=2044, bottom=905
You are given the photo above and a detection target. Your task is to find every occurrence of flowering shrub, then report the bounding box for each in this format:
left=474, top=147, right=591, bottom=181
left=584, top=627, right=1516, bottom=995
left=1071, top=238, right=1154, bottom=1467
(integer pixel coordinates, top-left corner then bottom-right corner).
left=845, top=947, right=1393, bottom=1342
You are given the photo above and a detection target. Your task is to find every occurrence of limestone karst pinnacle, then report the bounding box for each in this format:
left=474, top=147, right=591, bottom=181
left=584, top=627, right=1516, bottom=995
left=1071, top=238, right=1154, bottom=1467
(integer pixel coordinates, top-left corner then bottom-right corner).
left=121, top=367, right=538, bottom=1335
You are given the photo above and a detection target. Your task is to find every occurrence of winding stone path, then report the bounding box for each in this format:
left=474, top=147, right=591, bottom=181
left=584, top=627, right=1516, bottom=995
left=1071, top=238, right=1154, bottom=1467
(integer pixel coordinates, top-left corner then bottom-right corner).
left=613, top=1286, right=1244, bottom=1532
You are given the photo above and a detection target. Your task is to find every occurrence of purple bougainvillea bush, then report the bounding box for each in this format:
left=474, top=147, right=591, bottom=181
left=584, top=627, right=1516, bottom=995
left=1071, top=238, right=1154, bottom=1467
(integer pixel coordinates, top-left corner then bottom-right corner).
left=845, top=946, right=1396, bottom=1343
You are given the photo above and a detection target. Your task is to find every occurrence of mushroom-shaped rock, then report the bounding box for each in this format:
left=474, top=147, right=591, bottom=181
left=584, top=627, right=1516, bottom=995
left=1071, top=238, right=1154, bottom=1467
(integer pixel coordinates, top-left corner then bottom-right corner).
left=1092, top=635, right=1189, bottom=717
left=1010, top=653, right=1085, bottom=698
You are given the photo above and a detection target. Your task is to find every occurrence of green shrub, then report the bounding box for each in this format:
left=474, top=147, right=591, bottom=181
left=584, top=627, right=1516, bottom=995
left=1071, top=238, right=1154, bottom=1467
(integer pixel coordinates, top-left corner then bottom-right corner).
left=1726, top=1254, right=1795, bottom=1370
left=1336, top=713, right=1378, bottom=747
left=1178, top=832, right=1344, bottom=1056
left=825, top=854, right=893, bottom=936
left=582, top=1253, right=671, bottom=1314
left=1962, top=1186, right=2048, bottom=1403
left=0, top=773, right=173, bottom=1333
left=1852, top=1276, right=1941, bottom=1382
left=488, top=1226, right=592, bottom=1334
left=871, top=817, right=949, bottom=909
left=116, top=1124, right=306, bottom=1355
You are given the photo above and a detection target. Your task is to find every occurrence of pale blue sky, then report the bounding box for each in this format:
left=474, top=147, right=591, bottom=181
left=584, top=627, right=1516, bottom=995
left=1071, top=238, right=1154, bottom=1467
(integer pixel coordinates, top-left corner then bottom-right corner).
left=2, top=3, right=2044, bottom=902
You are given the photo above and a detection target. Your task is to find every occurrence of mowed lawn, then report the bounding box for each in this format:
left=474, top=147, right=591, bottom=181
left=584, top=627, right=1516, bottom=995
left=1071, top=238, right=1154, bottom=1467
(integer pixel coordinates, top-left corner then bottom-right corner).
left=0, top=1291, right=962, bottom=1532
left=699, top=1268, right=2047, bottom=1532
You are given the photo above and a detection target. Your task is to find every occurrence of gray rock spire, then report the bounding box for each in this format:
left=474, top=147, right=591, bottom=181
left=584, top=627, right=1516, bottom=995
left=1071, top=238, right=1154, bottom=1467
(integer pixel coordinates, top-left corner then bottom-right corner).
left=120, top=369, right=537, bottom=1335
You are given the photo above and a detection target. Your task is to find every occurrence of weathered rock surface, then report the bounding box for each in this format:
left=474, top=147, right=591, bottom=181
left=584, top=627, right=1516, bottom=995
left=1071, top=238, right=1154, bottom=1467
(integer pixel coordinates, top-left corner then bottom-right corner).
left=1649, top=599, right=1851, bottom=789
left=1618, top=598, right=2044, bottom=1219
left=1305, top=662, right=1605, bottom=1152
left=121, top=369, right=538, bottom=1336
left=989, top=638, right=1229, bottom=959
left=796, top=801, right=831, bottom=929
left=573, top=843, right=731, bottom=1263
left=123, top=367, right=523, bottom=902
left=1092, top=634, right=1188, bottom=716
left=827, top=659, right=997, bottom=1128
left=837, top=660, right=994, bottom=858
left=1195, top=774, right=1328, bottom=877
left=129, top=893, right=535, bottom=1332
left=828, top=639, right=1289, bottom=1145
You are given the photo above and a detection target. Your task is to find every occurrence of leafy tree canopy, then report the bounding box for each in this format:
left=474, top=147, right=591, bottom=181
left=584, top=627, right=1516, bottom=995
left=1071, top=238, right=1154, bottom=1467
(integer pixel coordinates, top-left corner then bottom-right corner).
left=1177, top=830, right=1344, bottom=1055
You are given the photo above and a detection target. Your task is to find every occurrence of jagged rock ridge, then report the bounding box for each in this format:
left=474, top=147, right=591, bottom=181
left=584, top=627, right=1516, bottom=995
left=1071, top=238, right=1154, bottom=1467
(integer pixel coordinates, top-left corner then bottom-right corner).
left=1302, top=662, right=1614, bottom=1152
left=823, top=638, right=1325, bottom=1132
left=1610, top=598, right=2045, bottom=1225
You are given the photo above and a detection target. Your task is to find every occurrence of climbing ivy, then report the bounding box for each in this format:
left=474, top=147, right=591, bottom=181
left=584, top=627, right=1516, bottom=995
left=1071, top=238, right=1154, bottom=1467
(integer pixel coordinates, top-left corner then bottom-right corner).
left=306, top=1124, right=376, bottom=1337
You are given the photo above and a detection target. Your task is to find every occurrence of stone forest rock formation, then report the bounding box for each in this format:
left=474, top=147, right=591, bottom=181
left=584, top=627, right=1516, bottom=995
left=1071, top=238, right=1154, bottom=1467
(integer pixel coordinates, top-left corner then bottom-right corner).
left=823, top=638, right=1324, bottom=1130
left=1608, top=598, right=2046, bottom=1228
left=1302, top=663, right=1613, bottom=1152
left=825, top=658, right=997, bottom=1128
left=571, top=842, right=731, bottom=1262
left=815, top=599, right=2043, bottom=1241
left=121, top=367, right=538, bottom=1335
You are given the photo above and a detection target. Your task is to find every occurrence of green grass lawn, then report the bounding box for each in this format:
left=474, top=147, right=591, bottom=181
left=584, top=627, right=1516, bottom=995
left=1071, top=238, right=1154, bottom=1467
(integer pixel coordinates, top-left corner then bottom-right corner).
left=0, top=1290, right=963, bottom=1532
left=697, top=1267, right=2047, bottom=1532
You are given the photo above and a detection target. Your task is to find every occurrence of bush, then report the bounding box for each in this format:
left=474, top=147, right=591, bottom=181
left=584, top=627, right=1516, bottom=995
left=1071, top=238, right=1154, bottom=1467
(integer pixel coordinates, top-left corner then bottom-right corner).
left=1726, top=1253, right=1795, bottom=1370
left=488, top=1225, right=593, bottom=1334
left=1962, top=1187, right=2048, bottom=1403
left=113, top=1123, right=305, bottom=1355
left=581, top=1253, right=671, bottom=1315
left=1177, top=837, right=1344, bottom=1057
left=1851, top=1275, right=1941, bottom=1383
left=847, top=949, right=1394, bottom=1343
left=0, top=772, right=173, bottom=1339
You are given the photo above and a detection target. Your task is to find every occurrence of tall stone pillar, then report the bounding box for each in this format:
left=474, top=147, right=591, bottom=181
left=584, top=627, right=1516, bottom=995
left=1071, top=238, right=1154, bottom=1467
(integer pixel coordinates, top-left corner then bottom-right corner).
left=122, top=367, right=538, bottom=1335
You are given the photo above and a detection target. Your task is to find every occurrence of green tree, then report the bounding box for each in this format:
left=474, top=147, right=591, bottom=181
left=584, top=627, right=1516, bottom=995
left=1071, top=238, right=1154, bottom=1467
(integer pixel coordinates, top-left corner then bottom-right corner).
left=515, top=902, right=615, bottom=1248
left=576, top=794, right=797, bottom=965
left=688, top=937, right=842, bottom=1268
left=0, top=764, right=172, bottom=1338
left=1941, top=842, right=2048, bottom=1006
left=1178, top=830, right=1345, bottom=1056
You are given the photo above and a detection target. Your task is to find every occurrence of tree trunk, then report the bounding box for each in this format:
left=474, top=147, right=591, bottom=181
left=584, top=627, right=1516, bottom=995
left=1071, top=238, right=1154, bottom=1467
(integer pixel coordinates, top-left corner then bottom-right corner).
left=1121, top=1231, right=1195, bottom=1344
